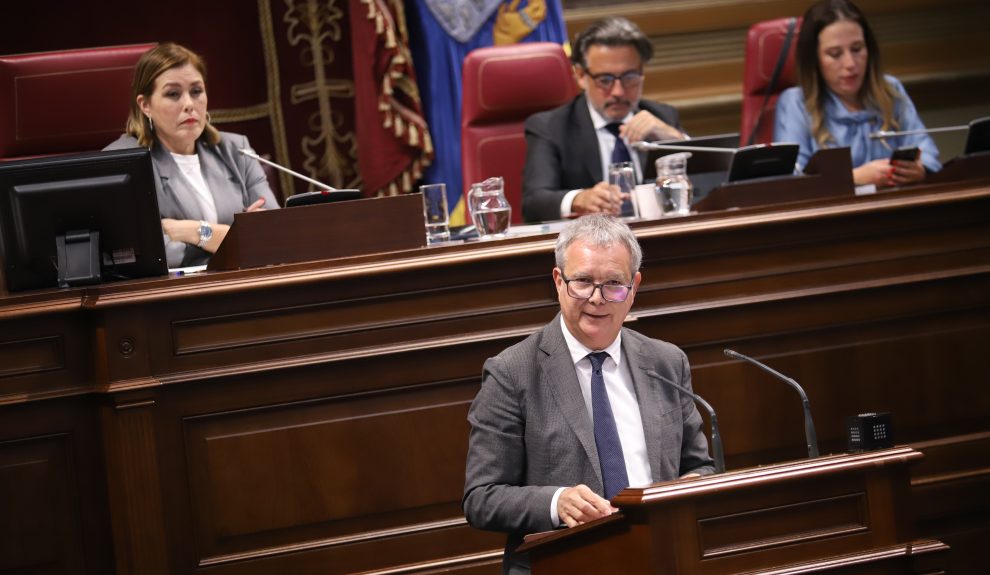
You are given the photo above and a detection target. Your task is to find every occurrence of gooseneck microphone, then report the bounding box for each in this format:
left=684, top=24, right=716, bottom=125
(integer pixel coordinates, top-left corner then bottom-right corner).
left=632, top=141, right=737, bottom=154
left=238, top=148, right=337, bottom=191
left=723, top=349, right=819, bottom=458
left=868, top=124, right=969, bottom=140
left=647, top=370, right=725, bottom=473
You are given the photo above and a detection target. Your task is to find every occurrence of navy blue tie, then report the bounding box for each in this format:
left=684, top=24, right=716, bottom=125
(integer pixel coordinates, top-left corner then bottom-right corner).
left=604, top=123, right=632, bottom=163
left=603, top=123, right=635, bottom=216
left=588, top=352, right=629, bottom=499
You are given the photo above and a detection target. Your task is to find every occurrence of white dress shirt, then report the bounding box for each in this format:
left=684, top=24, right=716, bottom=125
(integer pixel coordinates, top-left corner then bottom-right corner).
left=550, top=316, right=653, bottom=525
left=559, top=101, right=643, bottom=218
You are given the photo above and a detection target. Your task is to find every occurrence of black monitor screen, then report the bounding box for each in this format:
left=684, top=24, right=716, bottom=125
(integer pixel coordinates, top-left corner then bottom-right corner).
left=964, top=116, right=990, bottom=156
left=0, top=148, right=167, bottom=292
left=726, top=143, right=800, bottom=183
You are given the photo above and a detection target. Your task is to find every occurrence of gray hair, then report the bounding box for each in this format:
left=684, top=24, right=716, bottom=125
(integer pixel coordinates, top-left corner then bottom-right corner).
left=571, top=16, right=653, bottom=69
left=555, top=214, right=642, bottom=277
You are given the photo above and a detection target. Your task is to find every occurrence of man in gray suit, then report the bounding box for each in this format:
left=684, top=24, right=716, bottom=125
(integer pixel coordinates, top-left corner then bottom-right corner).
left=463, top=214, right=714, bottom=574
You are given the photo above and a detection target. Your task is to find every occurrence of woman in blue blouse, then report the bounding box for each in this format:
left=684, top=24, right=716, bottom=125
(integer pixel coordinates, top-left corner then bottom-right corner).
left=774, top=0, right=940, bottom=188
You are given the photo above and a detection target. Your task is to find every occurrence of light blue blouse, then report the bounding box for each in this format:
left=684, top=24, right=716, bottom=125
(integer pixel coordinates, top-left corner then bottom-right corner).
left=773, top=75, right=941, bottom=173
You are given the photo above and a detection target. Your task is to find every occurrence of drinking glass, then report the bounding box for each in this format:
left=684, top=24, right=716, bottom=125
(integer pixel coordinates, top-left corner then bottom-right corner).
left=608, top=161, right=638, bottom=218
left=421, top=183, right=450, bottom=244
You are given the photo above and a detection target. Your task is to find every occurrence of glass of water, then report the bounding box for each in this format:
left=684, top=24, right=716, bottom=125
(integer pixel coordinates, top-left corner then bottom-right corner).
left=608, top=161, right=638, bottom=218
left=421, top=183, right=450, bottom=244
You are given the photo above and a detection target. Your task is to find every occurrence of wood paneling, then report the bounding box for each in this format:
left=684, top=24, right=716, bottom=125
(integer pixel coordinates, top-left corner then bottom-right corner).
left=0, top=179, right=988, bottom=573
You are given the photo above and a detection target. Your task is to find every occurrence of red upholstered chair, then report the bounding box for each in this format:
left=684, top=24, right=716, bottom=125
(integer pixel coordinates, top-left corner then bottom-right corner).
left=0, top=43, right=284, bottom=203
left=461, top=42, right=578, bottom=224
left=0, top=44, right=154, bottom=160
left=740, top=17, right=802, bottom=146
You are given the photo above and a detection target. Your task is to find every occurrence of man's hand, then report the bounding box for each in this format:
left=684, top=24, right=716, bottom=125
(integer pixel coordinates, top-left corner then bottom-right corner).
left=572, top=182, right=624, bottom=215
left=620, top=109, right=684, bottom=144
left=557, top=484, right=616, bottom=528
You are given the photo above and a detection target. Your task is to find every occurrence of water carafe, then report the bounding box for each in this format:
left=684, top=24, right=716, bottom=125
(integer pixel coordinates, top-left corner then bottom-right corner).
left=467, top=176, right=511, bottom=239
left=655, top=152, right=693, bottom=216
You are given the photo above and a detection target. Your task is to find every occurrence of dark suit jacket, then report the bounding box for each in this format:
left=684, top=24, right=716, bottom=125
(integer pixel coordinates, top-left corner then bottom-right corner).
left=521, top=93, right=682, bottom=222
left=463, top=316, right=714, bottom=574
left=105, top=131, right=278, bottom=268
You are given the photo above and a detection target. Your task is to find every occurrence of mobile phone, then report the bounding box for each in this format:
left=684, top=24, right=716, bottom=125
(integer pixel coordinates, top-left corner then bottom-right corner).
left=890, top=146, right=919, bottom=162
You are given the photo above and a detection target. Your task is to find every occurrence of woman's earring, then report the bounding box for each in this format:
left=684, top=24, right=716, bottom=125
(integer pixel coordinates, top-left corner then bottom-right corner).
left=206, top=111, right=212, bottom=124
left=146, top=115, right=154, bottom=132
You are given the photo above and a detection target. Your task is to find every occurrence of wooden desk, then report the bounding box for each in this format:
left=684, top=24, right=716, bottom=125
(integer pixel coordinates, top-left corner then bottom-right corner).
left=2, top=180, right=989, bottom=574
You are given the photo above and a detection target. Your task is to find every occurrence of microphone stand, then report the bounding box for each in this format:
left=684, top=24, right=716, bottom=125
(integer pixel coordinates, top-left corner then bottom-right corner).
left=869, top=125, right=969, bottom=139
left=723, top=349, right=820, bottom=458
left=647, top=370, right=725, bottom=473
left=238, top=148, right=337, bottom=191
left=632, top=142, right=738, bottom=154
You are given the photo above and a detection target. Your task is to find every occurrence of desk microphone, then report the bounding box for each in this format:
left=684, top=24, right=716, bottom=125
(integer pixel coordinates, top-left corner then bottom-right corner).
left=632, top=141, right=737, bottom=154
left=723, top=349, right=819, bottom=459
left=868, top=125, right=969, bottom=140
left=238, top=148, right=337, bottom=191
left=646, top=369, right=725, bottom=473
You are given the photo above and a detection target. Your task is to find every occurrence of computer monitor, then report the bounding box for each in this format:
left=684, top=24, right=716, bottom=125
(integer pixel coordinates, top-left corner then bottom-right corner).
left=644, top=133, right=741, bottom=179
left=963, top=116, right=990, bottom=156
left=726, top=143, right=800, bottom=182
left=0, top=148, right=167, bottom=292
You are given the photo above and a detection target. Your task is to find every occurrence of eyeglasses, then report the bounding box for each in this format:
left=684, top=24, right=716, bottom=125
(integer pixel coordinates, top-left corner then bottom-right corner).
left=560, top=273, right=633, bottom=303
left=586, top=70, right=644, bottom=91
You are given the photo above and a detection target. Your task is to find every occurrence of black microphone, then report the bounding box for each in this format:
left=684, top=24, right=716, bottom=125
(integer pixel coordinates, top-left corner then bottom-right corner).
left=723, top=349, right=820, bottom=458
left=646, top=370, right=725, bottom=473
left=238, top=148, right=361, bottom=205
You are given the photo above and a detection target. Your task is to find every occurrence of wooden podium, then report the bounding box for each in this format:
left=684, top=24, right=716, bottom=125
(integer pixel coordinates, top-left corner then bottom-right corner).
left=518, top=447, right=947, bottom=574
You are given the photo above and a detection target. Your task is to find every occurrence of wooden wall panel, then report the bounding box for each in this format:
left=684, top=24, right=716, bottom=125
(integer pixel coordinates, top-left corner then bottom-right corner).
left=0, top=398, right=112, bottom=574
left=1, top=181, right=988, bottom=573
left=0, top=434, right=82, bottom=574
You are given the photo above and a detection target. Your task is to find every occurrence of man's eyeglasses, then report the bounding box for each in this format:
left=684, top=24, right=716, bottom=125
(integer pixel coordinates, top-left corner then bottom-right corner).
left=561, top=273, right=633, bottom=303
left=586, top=70, right=644, bottom=91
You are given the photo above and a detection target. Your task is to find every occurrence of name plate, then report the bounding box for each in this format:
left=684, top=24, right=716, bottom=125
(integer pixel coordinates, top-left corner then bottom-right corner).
left=209, top=194, right=426, bottom=271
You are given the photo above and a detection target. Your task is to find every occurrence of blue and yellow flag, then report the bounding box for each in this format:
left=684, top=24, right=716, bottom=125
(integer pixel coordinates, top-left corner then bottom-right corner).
left=406, top=0, right=568, bottom=225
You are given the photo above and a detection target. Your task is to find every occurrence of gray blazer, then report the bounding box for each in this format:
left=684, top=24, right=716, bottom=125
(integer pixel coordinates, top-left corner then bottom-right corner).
left=104, top=131, right=278, bottom=268
left=463, top=316, right=714, bottom=574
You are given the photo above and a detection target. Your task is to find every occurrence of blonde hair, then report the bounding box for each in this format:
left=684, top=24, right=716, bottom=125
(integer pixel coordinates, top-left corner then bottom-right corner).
left=126, top=42, right=220, bottom=148
left=796, top=0, right=899, bottom=148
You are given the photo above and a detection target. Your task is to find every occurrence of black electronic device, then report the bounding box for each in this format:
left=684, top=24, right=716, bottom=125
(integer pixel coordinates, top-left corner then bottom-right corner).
left=890, top=146, right=920, bottom=162
left=963, top=116, right=990, bottom=156
left=0, top=148, right=167, bottom=292
left=846, top=412, right=894, bottom=452
left=645, top=133, right=740, bottom=177
left=726, top=143, right=800, bottom=183
left=284, top=189, right=361, bottom=207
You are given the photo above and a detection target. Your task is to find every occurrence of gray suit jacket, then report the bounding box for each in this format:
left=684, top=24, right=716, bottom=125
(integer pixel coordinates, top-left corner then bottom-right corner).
left=104, top=131, right=278, bottom=268
left=521, top=93, right=682, bottom=222
left=463, top=316, right=714, bottom=574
